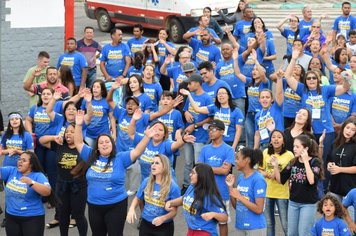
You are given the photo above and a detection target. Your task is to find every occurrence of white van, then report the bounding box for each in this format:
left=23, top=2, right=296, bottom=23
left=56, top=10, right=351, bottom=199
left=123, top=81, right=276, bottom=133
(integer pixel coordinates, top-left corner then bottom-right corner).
left=84, top=0, right=239, bottom=43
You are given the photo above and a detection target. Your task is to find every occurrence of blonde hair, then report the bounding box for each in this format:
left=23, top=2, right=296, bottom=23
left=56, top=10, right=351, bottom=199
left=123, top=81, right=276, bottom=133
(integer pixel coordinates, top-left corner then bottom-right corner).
left=144, top=154, right=172, bottom=202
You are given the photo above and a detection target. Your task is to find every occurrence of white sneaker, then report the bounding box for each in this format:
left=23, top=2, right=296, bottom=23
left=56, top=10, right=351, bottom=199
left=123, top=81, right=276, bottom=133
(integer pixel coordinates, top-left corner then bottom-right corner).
left=127, top=190, right=136, bottom=196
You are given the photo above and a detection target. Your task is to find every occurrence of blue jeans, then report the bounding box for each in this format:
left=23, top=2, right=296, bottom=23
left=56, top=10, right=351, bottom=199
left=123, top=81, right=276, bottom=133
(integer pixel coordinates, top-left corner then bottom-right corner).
left=314, top=132, right=335, bottom=192
left=287, top=200, right=316, bottom=236
left=86, top=68, right=97, bottom=88
left=183, top=142, right=204, bottom=187
left=245, top=112, right=256, bottom=148
left=233, top=98, right=246, bottom=145
left=265, top=198, right=288, bottom=236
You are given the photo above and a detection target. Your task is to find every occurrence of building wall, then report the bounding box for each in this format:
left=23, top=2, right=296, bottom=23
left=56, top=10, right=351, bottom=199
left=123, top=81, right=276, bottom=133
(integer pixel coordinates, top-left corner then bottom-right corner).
left=0, top=0, right=64, bottom=121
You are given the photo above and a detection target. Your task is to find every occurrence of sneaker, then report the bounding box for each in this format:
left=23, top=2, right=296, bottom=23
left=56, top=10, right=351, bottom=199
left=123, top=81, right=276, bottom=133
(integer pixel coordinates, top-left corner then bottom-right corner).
left=127, top=190, right=137, bottom=197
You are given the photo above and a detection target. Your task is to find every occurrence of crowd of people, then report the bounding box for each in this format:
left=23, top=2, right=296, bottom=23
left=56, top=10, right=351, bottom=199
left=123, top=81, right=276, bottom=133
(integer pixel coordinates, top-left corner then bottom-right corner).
left=1, top=0, right=356, bottom=235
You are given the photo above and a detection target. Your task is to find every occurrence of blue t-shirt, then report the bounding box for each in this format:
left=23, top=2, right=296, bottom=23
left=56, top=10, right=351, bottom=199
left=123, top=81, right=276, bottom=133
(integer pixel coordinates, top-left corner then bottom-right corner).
left=296, top=83, right=336, bottom=134
left=122, top=93, right=152, bottom=112
left=247, top=81, right=270, bottom=113
left=167, top=65, right=188, bottom=93
left=28, top=105, right=62, bottom=138
left=183, top=92, right=213, bottom=143
left=80, top=145, right=132, bottom=205
left=235, top=171, right=267, bottom=230
left=81, top=98, right=111, bottom=138
left=189, top=38, right=221, bottom=64
left=311, top=216, right=350, bottom=236
left=1, top=167, right=50, bottom=216
left=157, top=42, right=175, bottom=67
left=127, top=65, right=144, bottom=77
left=134, top=134, right=174, bottom=181
left=281, top=28, right=300, bottom=56
left=113, top=106, right=150, bottom=151
left=262, top=40, right=276, bottom=75
left=207, top=106, right=244, bottom=143
left=99, top=43, right=131, bottom=78
left=137, top=178, right=180, bottom=223
left=157, top=109, right=185, bottom=141
left=283, top=78, right=302, bottom=118
left=1, top=132, right=34, bottom=167
left=238, top=50, right=265, bottom=78
left=143, top=82, right=163, bottom=112
left=202, top=80, right=233, bottom=101
left=182, top=185, right=226, bottom=236
left=127, top=36, right=147, bottom=54
left=215, top=58, right=250, bottom=99
left=299, top=19, right=314, bottom=40
left=233, top=20, right=253, bottom=48
left=330, top=92, right=356, bottom=124
left=332, top=15, right=356, bottom=41
left=343, top=188, right=356, bottom=222
left=255, top=102, right=284, bottom=144
left=198, top=143, right=234, bottom=200
left=57, top=52, right=88, bottom=86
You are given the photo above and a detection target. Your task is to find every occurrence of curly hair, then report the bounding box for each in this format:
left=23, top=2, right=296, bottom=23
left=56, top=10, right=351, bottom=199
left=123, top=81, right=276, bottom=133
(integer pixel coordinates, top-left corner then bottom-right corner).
left=317, top=194, right=344, bottom=218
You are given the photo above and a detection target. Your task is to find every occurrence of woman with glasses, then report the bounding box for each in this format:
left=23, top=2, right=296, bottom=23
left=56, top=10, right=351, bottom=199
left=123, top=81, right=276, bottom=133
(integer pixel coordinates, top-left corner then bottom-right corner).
left=126, top=154, right=180, bottom=236
left=276, top=14, right=300, bottom=57
left=180, top=87, right=244, bottom=150
left=285, top=48, right=351, bottom=192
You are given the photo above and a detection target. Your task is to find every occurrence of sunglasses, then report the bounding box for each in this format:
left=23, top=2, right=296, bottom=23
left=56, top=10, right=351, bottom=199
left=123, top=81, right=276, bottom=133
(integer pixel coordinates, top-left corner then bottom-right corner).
left=306, top=76, right=318, bottom=80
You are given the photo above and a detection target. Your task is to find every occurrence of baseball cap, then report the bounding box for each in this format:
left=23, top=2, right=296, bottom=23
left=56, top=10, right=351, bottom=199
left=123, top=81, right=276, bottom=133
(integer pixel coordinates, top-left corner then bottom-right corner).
left=203, top=119, right=225, bottom=131
left=182, top=62, right=195, bottom=73
left=187, top=74, right=203, bottom=84
left=125, top=96, right=140, bottom=106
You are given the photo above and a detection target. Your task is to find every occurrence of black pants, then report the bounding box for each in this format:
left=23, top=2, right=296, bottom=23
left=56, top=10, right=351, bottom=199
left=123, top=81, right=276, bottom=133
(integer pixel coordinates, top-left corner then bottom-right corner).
left=139, top=218, right=174, bottom=236
left=6, top=213, right=44, bottom=236
left=88, top=198, right=128, bottom=236
left=58, top=184, right=88, bottom=236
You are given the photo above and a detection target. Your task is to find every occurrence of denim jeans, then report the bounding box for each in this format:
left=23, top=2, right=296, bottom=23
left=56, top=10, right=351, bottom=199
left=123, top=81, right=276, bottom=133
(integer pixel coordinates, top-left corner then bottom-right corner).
left=183, top=142, right=205, bottom=187
left=265, top=198, right=288, bottom=236
left=314, top=132, right=335, bottom=192
left=86, top=69, right=97, bottom=88
left=245, top=112, right=256, bottom=148
left=287, top=200, right=316, bottom=236
left=233, top=98, right=246, bottom=145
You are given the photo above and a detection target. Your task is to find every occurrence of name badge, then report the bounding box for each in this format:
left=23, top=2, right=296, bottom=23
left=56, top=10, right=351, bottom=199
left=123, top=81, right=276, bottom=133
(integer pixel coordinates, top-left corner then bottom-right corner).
left=260, top=128, right=269, bottom=140
left=312, top=108, right=321, bottom=119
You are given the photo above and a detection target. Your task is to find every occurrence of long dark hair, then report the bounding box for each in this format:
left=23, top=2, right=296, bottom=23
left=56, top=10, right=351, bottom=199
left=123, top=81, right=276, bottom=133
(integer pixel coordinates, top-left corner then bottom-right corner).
left=239, top=147, right=263, bottom=169
left=292, top=134, right=324, bottom=179
left=190, top=163, right=226, bottom=214
left=86, top=134, right=116, bottom=171
left=250, top=17, right=268, bottom=33
left=286, top=108, right=313, bottom=135
left=133, top=51, right=144, bottom=70
left=267, top=130, right=287, bottom=155
left=143, top=39, right=158, bottom=66
left=91, top=79, right=108, bottom=98
left=3, top=112, right=26, bottom=140
left=174, top=46, right=192, bottom=62
left=304, top=70, right=322, bottom=94
left=125, top=74, right=145, bottom=96
left=23, top=151, right=60, bottom=207
left=334, top=116, right=356, bottom=148
left=214, top=87, right=236, bottom=110
left=334, top=48, right=347, bottom=64
left=59, top=65, right=76, bottom=95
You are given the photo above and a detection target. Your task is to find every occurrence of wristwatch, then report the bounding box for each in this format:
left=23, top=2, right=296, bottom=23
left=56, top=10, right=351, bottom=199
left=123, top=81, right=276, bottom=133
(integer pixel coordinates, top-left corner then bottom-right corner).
left=194, top=124, right=199, bottom=129
left=29, top=180, right=35, bottom=187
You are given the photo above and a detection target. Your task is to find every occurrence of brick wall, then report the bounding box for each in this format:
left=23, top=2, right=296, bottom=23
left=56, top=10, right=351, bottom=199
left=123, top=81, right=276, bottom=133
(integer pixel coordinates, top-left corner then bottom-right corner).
left=0, top=0, right=64, bottom=123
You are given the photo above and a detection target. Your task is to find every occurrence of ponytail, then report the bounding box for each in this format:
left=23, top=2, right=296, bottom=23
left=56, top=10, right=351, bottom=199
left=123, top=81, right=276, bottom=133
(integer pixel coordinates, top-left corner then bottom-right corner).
left=239, top=147, right=263, bottom=169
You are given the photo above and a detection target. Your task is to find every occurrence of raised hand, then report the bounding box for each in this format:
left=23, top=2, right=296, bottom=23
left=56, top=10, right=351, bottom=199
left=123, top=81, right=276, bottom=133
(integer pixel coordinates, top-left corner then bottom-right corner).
left=164, top=54, right=173, bottom=65
left=53, top=91, right=62, bottom=101
left=179, top=89, right=190, bottom=96
left=232, top=48, right=238, bottom=60
left=32, top=68, right=42, bottom=77
left=132, top=108, right=142, bottom=121
left=291, top=48, right=300, bottom=60
left=54, top=136, right=64, bottom=145
left=225, top=174, right=235, bottom=187
left=83, top=90, right=92, bottom=102
left=75, top=110, right=85, bottom=126
left=172, top=95, right=183, bottom=107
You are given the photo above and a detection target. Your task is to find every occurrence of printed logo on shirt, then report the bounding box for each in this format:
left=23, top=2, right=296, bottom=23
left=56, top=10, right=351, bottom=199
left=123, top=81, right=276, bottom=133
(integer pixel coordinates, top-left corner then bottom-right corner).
left=60, top=57, right=75, bottom=67
left=196, top=49, right=209, bottom=63
left=131, top=43, right=144, bottom=53
left=144, top=88, right=155, bottom=100
left=306, top=95, right=325, bottom=108
left=140, top=149, right=158, bottom=164
left=176, top=74, right=187, bottom=84
left=182, top=195, right=197, bottom=214
left=108, top=50, right=123, bottom=60
left=7, top=178, right=28, bottom=195
left=34, top=111, right=50, bottom=123
left=90, top=160, right=113, bottom=179
left=219, top=64, right=234, bottom=77
left=243, top=25, right=251, bottom=34
left=5, top=140, right=23, bottom=151
left=332, top=97, right=351, bottom=112
left=284, top=88, right=301, bottom=101
left=119, top=119, right=130, bottom=132
left=58, top=153, right=78, bottom=169
left=247, top=87, right=259, bottom=97
left=144, top=190, right=165, bottom=208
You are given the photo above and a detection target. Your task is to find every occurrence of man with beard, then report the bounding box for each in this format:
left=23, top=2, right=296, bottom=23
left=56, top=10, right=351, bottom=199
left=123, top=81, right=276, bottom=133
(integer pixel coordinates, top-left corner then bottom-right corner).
left=100, top=27, right=131, bottom=82
left=332, top=1, right=355, bottom=42
left=184, top=15, right=221, bottom=45
left=185, top=28, right=221, bottom=65
left=57, top=38, right=88, bottom=90
left=23, top=66, right=69, bottom=100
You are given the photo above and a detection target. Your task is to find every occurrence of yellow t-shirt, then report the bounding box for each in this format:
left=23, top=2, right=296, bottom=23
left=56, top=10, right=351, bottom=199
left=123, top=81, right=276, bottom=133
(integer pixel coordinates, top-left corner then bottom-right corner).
left=260, top=149, right=294, bottom=199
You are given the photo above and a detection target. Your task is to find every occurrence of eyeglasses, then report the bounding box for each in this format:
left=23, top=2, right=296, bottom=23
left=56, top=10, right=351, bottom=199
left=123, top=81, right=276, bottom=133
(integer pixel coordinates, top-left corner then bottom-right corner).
left=306, top=76, right=317, bottom=80
left=209, top=128, right=222, bottom=132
